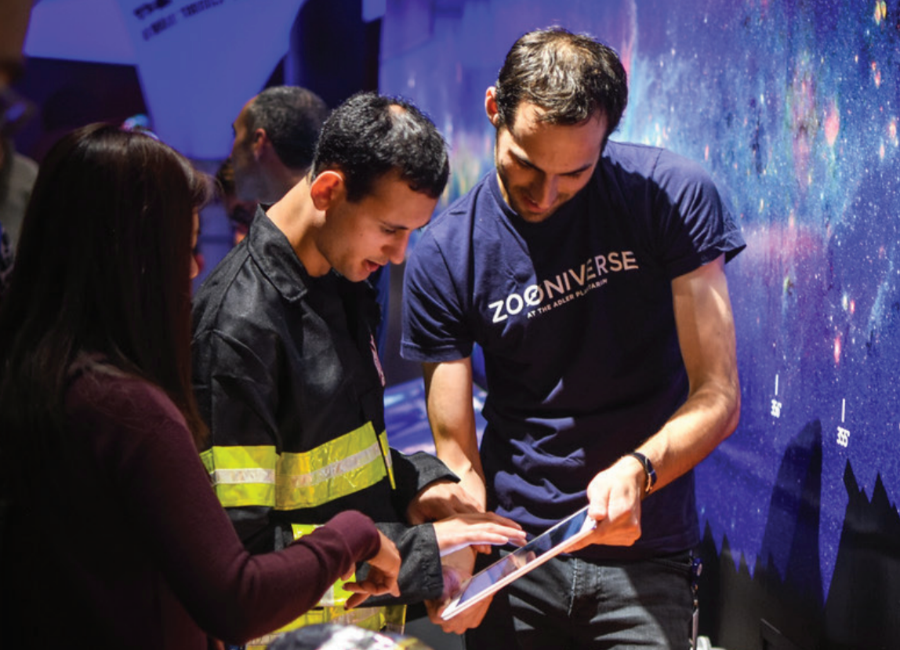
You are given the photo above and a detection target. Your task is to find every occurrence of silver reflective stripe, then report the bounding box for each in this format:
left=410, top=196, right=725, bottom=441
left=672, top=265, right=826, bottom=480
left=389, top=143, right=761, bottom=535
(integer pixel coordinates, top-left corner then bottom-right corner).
left=281, top=441, right=382, bottom=489
left=208, top=467, right=275, bottom=486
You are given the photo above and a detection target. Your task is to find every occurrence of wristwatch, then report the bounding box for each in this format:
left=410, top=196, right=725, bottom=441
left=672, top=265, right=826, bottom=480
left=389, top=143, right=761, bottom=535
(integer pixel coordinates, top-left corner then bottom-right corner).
left=627, top=451, right=657, bottom=495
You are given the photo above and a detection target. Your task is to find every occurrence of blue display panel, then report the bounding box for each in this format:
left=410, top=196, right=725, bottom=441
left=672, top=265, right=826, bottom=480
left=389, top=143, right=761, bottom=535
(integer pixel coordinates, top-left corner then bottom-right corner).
left=379, top=1, right=900, bottom=647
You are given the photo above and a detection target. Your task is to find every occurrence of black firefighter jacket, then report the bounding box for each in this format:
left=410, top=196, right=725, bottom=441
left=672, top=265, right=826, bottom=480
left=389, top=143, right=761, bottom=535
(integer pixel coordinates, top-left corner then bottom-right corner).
left=191, top=209, right=453, bottom=604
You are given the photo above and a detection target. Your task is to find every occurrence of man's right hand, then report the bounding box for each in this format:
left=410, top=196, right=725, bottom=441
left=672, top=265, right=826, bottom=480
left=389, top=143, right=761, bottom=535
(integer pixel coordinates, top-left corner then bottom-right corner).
left=342, top=531, right=401, bottom=609
left=431, top=512, right=525, bottom=556
left=567, top=455, right=644, bottom=551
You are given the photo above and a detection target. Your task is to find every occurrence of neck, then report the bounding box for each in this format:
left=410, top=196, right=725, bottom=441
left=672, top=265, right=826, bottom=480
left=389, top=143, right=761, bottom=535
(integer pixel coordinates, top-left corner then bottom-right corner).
left=267, top=166, right=309, bottom=204
left=265, top=176, right=330, bottom=276
left=253, top=161, right=305, bottom=205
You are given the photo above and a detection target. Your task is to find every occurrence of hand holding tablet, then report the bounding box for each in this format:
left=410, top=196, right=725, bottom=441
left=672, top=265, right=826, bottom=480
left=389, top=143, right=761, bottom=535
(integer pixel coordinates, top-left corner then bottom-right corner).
left=441, top=506, right=596, bottom=620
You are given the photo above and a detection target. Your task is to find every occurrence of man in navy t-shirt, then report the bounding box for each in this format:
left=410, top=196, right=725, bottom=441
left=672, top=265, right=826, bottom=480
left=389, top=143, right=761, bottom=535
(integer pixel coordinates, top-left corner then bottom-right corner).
left=402, top=27, right=745, bottom=649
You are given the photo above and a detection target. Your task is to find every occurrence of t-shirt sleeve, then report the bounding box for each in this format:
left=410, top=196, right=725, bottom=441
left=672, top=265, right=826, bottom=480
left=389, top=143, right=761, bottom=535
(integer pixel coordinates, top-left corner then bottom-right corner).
left=649, top=150, right=746, bottom=279
left=401, top=228, right=475, bottom=363
left=89, top=378, right=380, bottom=644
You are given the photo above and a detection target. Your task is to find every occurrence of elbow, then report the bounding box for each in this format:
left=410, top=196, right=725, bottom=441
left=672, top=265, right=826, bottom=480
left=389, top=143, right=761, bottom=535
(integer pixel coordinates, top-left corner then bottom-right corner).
left=694, top=372, right=741, bottom=444
left=689, top=369, right=741, bottom=444
left=190, top=569, right=307, bottom=645
left=721, top=377, right=741, bottom=441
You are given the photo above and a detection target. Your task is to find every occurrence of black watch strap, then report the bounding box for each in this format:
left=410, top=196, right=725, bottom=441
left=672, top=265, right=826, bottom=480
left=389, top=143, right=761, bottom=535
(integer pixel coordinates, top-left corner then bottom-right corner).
left=627, top=451, right=657, bottom=495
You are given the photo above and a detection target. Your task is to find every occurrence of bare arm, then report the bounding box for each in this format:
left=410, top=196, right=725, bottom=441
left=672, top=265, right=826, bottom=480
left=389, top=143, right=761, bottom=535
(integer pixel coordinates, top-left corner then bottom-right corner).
left=421, top=358, right=495, bottom=632
left=574, top=254, right=741, bottom=548
left=422, top=358, right=487, bottom=511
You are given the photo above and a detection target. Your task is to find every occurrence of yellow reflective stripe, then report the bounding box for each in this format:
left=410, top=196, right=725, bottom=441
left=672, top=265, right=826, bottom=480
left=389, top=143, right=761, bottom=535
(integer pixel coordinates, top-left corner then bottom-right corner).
left=276, top=422, right=387, bottom=509
left=290, top=524, right=355, bottom=607
left=378, top=430, right=396, bottom=489
left=383, top=603, right=407, bottom=634
left=290, top=524, right=317, bottom=536
left=200, top=449, right=213, bottom=475
left=201, top=446, right=278, bottom=508
left=245, top=605, right=396, bottom=649
left=203, top=422, right=391, bottom=510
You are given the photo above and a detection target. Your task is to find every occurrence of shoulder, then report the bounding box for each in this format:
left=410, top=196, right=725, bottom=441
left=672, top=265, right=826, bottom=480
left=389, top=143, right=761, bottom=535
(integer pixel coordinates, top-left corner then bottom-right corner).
left=193, top=242, right=253, bottom=320
left=410, top=173, right=504, bottom=268
left=192, top=239, right=284, bottom=346
left=65, top=366, right=204, bottom=494
left=602, top=141, right=716, bottom=192
left=423, top=173, right=499, bottom=240
left=67, top=367, right=186, bottom=435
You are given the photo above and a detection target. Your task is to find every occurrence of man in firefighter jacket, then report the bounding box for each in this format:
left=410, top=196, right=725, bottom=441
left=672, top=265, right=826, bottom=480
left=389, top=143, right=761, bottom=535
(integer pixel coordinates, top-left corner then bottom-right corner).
left=191, top=93, right=524, bottom=646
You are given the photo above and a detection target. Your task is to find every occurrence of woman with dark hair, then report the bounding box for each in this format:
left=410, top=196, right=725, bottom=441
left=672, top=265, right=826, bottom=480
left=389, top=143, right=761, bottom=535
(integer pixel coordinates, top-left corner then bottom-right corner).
left=0, top=123, right=400, bottom=649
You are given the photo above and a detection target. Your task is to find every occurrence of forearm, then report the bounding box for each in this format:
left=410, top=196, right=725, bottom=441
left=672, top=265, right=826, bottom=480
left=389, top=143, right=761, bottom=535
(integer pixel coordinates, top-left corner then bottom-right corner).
left=580, top=380, right=739, bottom=550
left=580, top=256, right=740, bottom=548
left=433, top=429, right=486, bottom=507
left=201, top=511, right=381, bottom=643
left=634, top=254, right=741, bottom=492
left=423, top=359, right=487, bottom=510
left=367, top=522, right=444, bottom=604
left=629, top=374, right=740, bottom=494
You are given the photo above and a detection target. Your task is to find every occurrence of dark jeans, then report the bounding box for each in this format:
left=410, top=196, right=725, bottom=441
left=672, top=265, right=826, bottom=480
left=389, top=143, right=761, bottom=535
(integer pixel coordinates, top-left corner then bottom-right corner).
left=466, top=550, right=695, bottom=650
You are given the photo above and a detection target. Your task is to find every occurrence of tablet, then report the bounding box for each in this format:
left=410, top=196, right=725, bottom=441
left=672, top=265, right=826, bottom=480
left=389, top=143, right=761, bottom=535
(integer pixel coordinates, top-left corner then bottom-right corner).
left=441, top=506, right=596, bottom=620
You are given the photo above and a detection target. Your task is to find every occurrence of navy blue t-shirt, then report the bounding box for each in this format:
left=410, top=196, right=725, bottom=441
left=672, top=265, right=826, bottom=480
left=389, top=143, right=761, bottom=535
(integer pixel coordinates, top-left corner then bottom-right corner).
left=402, top=141, right=745, bottom=559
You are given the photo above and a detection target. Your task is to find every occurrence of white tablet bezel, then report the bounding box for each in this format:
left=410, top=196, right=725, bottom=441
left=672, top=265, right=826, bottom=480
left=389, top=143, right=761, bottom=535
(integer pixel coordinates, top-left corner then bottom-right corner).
left=440, top=505, right=596, bottom=621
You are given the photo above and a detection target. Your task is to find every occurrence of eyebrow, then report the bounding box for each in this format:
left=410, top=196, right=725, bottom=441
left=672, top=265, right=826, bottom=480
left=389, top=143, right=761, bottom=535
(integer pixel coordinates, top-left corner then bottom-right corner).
left=380, top=220, right=411, bottom=231
left=510, top=149, right=593, bottom=176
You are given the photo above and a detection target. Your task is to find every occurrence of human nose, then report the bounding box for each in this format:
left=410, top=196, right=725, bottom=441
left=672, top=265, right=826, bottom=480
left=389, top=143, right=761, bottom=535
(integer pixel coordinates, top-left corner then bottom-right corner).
left=386, top=232, right=410, bottom=266
left=531, top=174, right=558, bottom=209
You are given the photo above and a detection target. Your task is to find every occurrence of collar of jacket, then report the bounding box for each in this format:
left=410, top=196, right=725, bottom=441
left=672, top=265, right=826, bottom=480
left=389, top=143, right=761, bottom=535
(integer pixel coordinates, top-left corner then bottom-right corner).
left=247, top=206, right=310, bottom=304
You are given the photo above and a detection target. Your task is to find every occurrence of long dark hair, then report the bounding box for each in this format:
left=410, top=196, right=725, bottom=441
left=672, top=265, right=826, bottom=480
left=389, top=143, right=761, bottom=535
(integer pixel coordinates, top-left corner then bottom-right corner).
left=0, top=123, right=208, bottom=499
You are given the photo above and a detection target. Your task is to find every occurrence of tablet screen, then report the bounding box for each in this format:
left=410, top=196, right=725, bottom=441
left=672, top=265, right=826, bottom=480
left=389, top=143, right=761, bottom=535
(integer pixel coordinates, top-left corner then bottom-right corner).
left=441, top=506, right=595, bottom=620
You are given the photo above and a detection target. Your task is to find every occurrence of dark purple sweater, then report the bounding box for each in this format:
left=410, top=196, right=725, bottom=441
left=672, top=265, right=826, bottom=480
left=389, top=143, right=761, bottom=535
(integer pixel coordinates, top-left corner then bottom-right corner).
left=0, top=369, right=381, bottom=649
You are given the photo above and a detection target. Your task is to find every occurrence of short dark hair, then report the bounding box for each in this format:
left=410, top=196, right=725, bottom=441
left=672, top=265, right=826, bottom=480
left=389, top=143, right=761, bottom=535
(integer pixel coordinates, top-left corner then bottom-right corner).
left=245, top=86, right=330, bottom=171
left=495, top=27, right=628, bottom=135
left=0, top=123, right=209, bottom=498
left=312, top=92, right=449, bottom=202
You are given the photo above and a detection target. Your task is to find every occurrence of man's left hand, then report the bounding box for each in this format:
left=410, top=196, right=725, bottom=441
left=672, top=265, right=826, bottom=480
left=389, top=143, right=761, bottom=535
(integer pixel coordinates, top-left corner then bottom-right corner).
left=424, top=547, right=492, bottom=634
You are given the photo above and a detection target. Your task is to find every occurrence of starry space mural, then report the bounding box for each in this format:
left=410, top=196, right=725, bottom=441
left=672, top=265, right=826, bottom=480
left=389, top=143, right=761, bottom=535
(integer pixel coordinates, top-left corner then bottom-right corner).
left=376, top=0, right=900, bottom=647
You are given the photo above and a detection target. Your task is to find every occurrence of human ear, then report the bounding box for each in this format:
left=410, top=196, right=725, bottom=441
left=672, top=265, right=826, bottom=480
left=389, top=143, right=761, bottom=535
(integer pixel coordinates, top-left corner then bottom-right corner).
left=309, top=170, right=345, bottom=211
left=485, top=87, right=501, bottom=127
left=251, top=128, right=268, bottom=159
